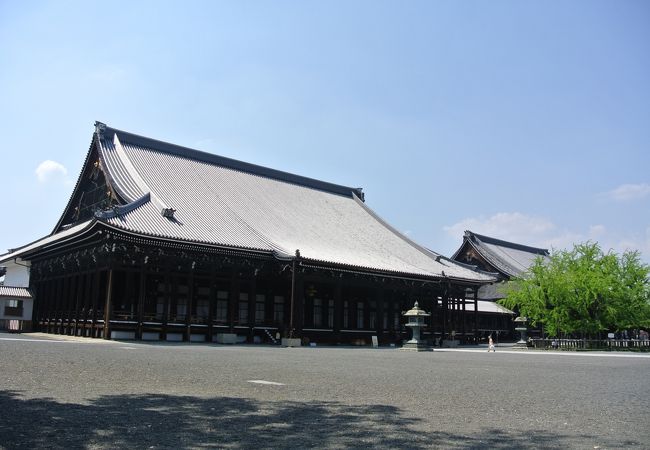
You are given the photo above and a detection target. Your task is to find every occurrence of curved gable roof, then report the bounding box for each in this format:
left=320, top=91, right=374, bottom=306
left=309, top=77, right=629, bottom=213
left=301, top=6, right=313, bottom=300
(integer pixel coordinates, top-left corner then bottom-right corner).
left=453, top=230, right=549, bottom=278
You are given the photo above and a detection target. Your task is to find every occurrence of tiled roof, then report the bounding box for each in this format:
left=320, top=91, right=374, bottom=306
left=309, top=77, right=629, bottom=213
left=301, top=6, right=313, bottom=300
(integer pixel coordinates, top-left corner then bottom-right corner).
left=5, top=123, right=497, bottom=283
left=455, top=231, right=549, bottom=278
left=0, top=286, right=32, bottom=299
left=0, top=221, right=95, bottom=264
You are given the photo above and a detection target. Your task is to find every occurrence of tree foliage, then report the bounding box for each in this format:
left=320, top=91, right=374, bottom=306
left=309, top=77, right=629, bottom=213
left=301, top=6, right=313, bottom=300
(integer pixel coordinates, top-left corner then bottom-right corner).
left=499, top=242, right=650, bottom=337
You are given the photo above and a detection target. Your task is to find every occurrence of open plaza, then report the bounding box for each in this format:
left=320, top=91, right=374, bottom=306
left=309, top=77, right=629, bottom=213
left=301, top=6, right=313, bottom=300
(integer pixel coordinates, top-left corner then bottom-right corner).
left=1, top=332, right=648, bottom=449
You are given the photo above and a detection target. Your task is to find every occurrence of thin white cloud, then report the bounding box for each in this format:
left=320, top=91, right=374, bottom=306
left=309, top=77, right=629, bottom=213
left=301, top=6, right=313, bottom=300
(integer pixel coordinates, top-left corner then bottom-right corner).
left=605, top=183, right=650, bottom=202
left=35, top=160, right=69, bottom=184
left=443, top=212, right=556, bottom=247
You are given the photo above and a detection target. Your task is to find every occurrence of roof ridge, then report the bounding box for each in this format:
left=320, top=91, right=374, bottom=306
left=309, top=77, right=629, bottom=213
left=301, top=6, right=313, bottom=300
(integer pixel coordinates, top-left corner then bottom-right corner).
left=99, top=122, right=364, bottom=200
left=466, top=230, right=549, bottom=255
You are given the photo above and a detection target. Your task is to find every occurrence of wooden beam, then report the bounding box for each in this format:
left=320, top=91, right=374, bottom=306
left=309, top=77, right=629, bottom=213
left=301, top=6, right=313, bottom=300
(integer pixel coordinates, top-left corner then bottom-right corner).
left=102, top=269, right=114, bottom=340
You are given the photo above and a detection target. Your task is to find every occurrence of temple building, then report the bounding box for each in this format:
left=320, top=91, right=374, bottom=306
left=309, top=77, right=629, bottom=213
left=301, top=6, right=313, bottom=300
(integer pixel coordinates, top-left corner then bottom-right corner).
left=0, top=122, right=496, bottom=345
left=451, top=230, right=550, bottom=339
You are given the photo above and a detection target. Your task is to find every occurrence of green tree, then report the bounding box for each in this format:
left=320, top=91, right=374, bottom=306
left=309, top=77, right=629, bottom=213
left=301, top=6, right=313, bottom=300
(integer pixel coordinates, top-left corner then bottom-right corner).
left=499, top=242, right=650, bottom=337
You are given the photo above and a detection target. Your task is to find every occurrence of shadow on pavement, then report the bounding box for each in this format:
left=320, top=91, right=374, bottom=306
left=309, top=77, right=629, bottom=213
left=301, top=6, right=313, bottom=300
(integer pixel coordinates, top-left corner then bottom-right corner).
left=0, top=390, right=622, bottom=449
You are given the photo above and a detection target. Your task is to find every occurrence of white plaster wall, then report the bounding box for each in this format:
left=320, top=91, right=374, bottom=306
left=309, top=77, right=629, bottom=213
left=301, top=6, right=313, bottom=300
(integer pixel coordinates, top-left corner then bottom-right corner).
left=2, top=259, right=30, bottom=287
left=0, top=298, right=33, bottom=320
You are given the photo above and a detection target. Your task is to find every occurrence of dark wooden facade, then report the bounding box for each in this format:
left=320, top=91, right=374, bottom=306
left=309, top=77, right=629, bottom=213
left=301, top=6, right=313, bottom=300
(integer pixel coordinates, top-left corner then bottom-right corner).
left=28, top=227, right=484, bottom=345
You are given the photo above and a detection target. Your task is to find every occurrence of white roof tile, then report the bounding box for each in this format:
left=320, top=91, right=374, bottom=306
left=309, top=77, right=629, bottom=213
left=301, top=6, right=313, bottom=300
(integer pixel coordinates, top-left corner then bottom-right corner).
left=0, top=286, right=33, bottom=299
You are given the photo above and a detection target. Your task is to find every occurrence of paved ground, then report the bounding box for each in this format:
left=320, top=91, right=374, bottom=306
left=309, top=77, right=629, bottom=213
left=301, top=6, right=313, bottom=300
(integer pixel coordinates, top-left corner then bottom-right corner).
left=1, top=332, right=649, bottom=449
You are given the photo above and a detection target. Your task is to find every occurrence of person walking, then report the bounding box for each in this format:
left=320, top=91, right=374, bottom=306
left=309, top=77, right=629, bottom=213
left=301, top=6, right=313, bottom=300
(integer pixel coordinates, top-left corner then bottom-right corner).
left=488, top=335, right=495, bottom=352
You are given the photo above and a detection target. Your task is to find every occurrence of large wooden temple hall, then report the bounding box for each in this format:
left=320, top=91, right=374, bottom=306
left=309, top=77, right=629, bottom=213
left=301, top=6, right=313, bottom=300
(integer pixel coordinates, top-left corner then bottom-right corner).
left=0, top=122, right=499, bottom=345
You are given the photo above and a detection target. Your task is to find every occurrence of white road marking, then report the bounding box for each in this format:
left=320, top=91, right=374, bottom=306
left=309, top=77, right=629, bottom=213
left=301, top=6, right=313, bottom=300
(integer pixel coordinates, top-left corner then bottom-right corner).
left=120, top=346, right=138, bottom=350
left=247, top=380, right=285, bottom=386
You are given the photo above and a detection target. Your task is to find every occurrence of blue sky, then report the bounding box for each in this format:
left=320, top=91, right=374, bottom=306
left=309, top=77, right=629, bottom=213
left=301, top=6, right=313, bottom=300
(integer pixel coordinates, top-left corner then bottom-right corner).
left=1, top=0, right=649, bottom=262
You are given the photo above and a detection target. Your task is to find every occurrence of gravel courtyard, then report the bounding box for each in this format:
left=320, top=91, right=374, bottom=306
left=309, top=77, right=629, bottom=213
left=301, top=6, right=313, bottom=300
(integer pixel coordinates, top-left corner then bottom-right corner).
left=1, top=333, right=648, bottom=449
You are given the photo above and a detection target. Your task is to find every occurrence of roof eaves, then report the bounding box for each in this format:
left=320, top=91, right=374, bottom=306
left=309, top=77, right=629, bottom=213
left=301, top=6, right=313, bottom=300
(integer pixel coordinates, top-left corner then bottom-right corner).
left=98, top=221, right=275, bottom=257
left=0, top=220, right=98, bottom=264
left=300, top=256, right=496, bottom=284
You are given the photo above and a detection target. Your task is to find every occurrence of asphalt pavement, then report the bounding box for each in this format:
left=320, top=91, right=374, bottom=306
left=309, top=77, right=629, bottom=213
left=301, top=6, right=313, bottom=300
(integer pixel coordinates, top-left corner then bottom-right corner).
left=1, top=332, right=648, bottom=449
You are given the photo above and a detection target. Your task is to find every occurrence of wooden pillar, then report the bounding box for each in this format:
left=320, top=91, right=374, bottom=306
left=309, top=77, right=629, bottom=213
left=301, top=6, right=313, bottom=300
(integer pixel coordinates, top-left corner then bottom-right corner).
left=248, top=277, right=257, bottom=343
left=441, top=286, right=448, bottom=339
left=46, top=279, right=53, bottom=328
left=69, top=274, right=79, bottom=334
left=31, top=280, right=41, bottom=330
left=460, top=289, right=467, bottom=344
left=35, top=279, right=44, bottom=331
left=47, top=278, right=55, bottom=330
left=425, top=288, right=434, bottom=331
left=207, top=269, right=216, bottom=342
left=376, top=288, right=384, bottom=337
left=453, top=295, right=458, bottom=336
left=185, top=272, right=194, bottom=342
left=53, top=277, right=60, bottom=333
left=90, top=271, right=100, bottom=337
left=60, top=276, right=68, bottom=334
left=65, top=276, right=74, bottom=334
left=74, top=274, right=82, bottom=335
left=136, top=267, right=146, bottom=340
left=55, top=276, right=63, bottom=333
left=81, top=273, right=90, bottom=333
left=161, top=272, right=171, bottom=341
left=473, top=287, right=479, bottom=344
left=102, top=269, right=114, bottom=340
left=59, top=276, right=67, bottom=334
left=228, top=271, right=240, bottom=334
left=68, top=275, right=75, bottom=335
left=289, top=260, right=296, bottom=338
left=448, top=295, right=454, bottom=338
left=333, top=278, right=342, bottom=337
left=293, top=270, right=304, bottom=338
left=43, top=279, right=52, bottom=333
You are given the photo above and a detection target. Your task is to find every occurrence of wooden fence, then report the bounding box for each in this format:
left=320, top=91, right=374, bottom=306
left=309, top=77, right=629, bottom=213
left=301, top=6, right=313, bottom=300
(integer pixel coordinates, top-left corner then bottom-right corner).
left=530, top=338, right=650, bottom=351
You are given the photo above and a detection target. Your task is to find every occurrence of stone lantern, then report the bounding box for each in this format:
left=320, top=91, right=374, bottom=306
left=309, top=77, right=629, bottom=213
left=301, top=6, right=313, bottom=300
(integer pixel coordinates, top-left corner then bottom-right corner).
left=401, top=301, right=432, bottom=352
left=513, top=316, right=529, bottom=349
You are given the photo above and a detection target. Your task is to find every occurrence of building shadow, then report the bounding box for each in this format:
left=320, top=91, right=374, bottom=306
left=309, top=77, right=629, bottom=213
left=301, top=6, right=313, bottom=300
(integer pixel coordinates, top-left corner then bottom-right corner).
left=0, top=390, right=631, bottom=449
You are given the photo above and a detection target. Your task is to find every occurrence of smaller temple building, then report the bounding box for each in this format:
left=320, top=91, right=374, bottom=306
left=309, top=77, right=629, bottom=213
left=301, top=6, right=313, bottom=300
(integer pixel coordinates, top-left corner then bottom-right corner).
left=451, top=230, right=550, bottom=339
